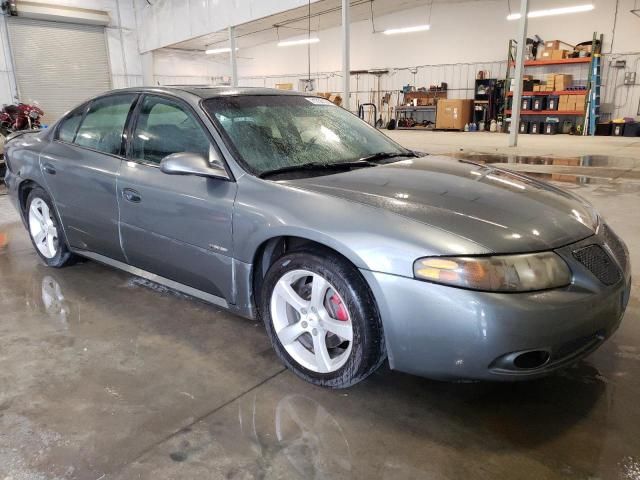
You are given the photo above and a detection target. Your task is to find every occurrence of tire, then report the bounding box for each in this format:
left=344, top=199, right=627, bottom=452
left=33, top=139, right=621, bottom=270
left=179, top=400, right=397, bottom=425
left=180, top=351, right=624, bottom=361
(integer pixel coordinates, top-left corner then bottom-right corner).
left=25, top=187, right=75, bottom=268
left=261, top=248, right=386, bottom=388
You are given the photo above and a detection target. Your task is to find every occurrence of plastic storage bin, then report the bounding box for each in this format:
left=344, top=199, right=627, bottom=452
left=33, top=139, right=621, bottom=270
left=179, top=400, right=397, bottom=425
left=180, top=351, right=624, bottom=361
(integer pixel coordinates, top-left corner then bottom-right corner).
left=529, top=121, right=543, bottom=134
left=519, top=120, right=529, bottom=134
left=547, top=95, right=560, bottom=110
left=532, top=96, right=546, bottom=111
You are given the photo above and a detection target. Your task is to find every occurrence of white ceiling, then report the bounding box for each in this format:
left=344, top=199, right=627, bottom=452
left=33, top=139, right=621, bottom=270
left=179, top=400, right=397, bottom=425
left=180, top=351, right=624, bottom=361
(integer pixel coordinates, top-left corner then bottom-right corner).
left=167, top=0, right=484, bottom=53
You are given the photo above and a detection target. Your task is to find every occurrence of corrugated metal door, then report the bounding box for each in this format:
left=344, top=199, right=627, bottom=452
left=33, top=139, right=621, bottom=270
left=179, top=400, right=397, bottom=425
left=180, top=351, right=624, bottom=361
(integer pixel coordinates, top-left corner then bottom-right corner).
left=7, top=17, right=111, bottom=124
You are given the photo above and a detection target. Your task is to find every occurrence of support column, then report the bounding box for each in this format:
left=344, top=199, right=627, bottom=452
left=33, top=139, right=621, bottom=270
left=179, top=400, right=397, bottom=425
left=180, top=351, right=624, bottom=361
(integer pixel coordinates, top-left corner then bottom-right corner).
left=141, top=52, right=154, bottom=86
left=508, top=0, right=529, bottom=147
left=229, top=26, right=238, bottom=87
left=341, top=0, right=350, bottom=111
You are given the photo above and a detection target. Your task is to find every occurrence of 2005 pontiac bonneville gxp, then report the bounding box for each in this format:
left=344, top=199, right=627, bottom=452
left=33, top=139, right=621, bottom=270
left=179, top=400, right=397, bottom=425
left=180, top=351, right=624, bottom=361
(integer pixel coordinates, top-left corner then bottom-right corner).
left=4, top=86, right=631, bottom=387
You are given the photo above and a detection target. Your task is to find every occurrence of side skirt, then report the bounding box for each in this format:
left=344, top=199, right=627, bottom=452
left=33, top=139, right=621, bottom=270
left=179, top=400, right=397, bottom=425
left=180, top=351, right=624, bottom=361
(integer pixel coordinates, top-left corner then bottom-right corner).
left=73, top=249, right=229, bottom=309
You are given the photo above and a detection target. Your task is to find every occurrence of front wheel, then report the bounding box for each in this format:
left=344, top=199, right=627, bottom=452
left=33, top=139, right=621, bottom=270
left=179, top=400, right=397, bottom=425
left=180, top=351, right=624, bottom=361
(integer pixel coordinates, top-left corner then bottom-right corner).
left=261, top=249, right=386, bottom=388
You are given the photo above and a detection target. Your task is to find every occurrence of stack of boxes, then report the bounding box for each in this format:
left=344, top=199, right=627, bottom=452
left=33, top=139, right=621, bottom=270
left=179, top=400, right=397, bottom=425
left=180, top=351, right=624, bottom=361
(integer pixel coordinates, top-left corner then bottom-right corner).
left=558, top=94, right=586, bottom=113
left=539, top=40, right=572, bottom=60
left=544, top=74, right=556, bottom=92
left=532, top=74, right=573, bottom=93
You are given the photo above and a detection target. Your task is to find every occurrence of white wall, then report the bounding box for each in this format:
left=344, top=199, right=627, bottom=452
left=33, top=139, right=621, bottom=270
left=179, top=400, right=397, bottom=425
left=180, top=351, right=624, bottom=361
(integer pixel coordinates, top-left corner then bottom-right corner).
left=0, top=0, right=142, bottom=106
left=227, top=0, right=640, bottom=118
left=153, top=48, right=230, bottom=85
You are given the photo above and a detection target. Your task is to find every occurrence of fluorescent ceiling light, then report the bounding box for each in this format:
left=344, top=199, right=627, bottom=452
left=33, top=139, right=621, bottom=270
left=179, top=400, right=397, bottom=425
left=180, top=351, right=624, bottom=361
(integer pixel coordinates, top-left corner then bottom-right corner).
left=383, top=24, right=430, bottom=35
left=507, top=4, right=594, bottom=20
left=205, top=47, right=238, bottom=55
left=277, top=37, right=320, bottom=47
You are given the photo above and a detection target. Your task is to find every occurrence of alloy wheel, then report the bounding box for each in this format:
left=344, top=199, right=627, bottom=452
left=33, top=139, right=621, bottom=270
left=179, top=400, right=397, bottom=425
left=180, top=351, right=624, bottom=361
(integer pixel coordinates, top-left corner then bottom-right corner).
left=28, top=198, right=58, bottom=259
left=270, top=269, right=353, bottom=373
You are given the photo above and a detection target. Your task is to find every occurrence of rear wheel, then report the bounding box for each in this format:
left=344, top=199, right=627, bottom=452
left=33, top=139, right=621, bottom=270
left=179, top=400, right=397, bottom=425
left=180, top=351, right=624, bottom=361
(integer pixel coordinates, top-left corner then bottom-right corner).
left=261, top=249, right=385, bottom=388
left=26, top=187, right=75, bottom=267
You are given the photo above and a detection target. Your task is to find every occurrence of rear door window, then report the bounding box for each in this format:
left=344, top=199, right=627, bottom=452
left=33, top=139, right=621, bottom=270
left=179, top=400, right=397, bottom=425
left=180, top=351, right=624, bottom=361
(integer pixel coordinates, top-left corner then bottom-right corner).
left=73, top=94, right=136, bottom=156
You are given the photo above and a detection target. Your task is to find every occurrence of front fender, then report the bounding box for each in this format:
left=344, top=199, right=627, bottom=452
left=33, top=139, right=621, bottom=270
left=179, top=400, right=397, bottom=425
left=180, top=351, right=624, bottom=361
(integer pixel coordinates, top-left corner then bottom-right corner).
left=232, top=175, right=489, bottom=278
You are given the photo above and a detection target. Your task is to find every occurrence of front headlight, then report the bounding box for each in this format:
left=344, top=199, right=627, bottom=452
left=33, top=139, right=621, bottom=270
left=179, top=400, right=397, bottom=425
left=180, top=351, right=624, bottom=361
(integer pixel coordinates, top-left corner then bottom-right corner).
left=413, top=252, right=571, bottom=292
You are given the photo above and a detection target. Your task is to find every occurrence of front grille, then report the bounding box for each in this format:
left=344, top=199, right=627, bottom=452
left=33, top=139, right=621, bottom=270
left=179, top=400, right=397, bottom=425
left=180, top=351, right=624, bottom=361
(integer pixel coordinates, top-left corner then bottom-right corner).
left=573, top=244, right=622, bottom=286
left=602, top=224, right=628, bottom=268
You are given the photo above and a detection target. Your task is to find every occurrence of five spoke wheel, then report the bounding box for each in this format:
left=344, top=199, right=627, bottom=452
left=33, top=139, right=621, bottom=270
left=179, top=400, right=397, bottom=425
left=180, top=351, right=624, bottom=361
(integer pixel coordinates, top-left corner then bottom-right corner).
left=28, top=197, right=58, bottom=259
left=271, top=269, right=353, bottom=374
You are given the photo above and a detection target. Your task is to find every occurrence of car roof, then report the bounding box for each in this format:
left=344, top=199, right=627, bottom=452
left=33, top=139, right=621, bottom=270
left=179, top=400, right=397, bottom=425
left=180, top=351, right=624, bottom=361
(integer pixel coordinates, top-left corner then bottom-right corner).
left=110, top=85, right=308, bottom=99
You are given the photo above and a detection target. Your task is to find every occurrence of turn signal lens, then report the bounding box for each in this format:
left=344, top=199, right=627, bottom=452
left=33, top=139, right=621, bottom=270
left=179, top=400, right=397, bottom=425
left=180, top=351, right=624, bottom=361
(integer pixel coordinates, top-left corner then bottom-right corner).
left=413, top=252, right=571, bottom=292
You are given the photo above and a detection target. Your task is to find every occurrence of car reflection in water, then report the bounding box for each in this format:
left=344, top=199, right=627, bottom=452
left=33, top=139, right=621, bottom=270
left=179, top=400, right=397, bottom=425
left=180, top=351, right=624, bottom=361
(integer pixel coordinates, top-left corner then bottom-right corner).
left=239, top=394, right=352, bottom=479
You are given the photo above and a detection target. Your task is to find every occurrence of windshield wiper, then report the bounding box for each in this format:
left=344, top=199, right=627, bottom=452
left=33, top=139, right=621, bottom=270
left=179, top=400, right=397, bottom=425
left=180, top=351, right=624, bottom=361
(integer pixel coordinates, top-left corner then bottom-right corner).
left=358, top=151, right=419, bottom=163
left=259, top=160, right=376, bottom=179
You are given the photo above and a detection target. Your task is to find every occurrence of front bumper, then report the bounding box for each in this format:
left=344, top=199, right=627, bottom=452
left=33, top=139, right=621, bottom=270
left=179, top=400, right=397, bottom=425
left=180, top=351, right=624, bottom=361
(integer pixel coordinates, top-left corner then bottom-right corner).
left=362, top=230, right=631, bottom=381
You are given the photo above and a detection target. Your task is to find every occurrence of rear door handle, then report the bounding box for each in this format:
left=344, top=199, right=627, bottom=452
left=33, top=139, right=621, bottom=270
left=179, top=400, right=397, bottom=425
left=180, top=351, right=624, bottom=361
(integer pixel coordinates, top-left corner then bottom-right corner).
left=42, top=163, right=56, bottom=175
left=122, top=188, right=141, bottom=203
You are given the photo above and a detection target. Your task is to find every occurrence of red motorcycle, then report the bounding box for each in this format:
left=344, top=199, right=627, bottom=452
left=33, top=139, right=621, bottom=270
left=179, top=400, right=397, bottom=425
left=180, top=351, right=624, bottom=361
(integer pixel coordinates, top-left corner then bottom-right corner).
left=0, top=102, right=44, bottom=180
left=0, top=102, right=44, bottom=133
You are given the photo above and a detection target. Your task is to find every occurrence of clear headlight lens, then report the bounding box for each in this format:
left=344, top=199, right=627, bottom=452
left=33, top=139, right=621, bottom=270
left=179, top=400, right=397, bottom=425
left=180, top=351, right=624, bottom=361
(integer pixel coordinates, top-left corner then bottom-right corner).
left=413, top=252, right=571, bottom=292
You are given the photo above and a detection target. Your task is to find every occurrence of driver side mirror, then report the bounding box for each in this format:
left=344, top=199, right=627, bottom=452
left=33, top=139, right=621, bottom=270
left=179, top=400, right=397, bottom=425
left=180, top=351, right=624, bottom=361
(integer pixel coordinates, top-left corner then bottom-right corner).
left=160, top=152, right=230, bottom=180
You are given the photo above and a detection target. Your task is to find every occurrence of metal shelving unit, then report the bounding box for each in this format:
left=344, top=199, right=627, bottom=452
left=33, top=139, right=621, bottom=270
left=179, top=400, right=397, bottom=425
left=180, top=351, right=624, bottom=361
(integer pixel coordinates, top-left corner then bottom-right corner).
left=503, top=33, right=602, bottom=134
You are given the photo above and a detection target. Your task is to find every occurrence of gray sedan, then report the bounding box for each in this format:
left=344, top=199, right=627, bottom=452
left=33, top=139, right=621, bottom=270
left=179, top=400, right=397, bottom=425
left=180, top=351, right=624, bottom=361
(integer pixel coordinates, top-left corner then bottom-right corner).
left=3, top=86, right=631, bottom=387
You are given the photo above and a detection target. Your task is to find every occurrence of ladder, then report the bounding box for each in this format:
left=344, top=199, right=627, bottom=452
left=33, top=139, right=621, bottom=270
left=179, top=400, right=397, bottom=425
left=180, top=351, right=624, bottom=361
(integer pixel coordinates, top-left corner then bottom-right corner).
left=584, top=32, right=603, bottom=136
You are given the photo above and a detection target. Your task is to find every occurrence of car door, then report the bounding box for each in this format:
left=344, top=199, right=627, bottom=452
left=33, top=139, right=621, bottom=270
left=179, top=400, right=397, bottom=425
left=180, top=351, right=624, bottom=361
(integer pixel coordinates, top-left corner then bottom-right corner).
left=40, top=93, right=137, bottom=262
left=118, top=94, right=237, bottom=303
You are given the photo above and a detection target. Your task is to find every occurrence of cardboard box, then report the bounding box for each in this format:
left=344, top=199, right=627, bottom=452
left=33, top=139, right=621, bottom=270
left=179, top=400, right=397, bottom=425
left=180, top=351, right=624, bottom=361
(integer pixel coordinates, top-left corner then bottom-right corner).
left=545, top=40, right=561, bottom=50
left=541, top=49, right=553, bottom=60
left=551, top=49, right=569, bottom=60
left=558, top=94, right=570, bottom=110
left=554, top=74, right=573, bottom=91
left=435, top=99, right=473, bottom=130
left=533, top=85, right=541, bottom=92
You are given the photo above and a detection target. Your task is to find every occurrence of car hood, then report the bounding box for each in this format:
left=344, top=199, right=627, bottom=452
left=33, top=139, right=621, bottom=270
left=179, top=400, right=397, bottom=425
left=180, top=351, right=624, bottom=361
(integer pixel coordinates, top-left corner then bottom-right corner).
left=282, top=155, right=597, bottom=253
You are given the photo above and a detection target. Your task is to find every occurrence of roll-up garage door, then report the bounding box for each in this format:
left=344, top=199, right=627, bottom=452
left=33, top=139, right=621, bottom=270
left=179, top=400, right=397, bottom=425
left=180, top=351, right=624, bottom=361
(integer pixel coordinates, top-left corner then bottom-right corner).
left=7, top=17, right=111, bottom=124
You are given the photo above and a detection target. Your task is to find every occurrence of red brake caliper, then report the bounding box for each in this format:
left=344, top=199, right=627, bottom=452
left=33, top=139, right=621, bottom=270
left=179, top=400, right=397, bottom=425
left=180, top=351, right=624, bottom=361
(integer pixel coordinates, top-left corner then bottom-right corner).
left=329, top=294, right=348, bottom=321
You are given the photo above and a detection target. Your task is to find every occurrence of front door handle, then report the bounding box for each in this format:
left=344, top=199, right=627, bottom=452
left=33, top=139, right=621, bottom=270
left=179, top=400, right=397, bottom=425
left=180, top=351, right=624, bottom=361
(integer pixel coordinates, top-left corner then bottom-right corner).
left=42, top=163, right=56, bottom=175
left=122, top=188, right=141, bottom=203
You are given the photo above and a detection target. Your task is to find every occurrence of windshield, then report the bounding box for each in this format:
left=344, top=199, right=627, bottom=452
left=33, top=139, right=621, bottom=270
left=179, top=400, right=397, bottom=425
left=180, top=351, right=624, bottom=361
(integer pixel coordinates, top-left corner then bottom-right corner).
left=203, top=95, right=409, bottom=176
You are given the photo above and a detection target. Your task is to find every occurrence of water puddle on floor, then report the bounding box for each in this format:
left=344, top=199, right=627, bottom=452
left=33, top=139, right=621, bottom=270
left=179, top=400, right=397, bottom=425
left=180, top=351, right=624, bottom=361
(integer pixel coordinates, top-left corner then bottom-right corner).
left=450, top=153, right=640, bottom=186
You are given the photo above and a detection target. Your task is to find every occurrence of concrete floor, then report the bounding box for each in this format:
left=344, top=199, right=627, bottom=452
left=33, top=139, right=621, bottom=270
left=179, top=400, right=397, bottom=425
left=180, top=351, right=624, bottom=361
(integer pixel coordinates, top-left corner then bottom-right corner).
left=1, top=134, right=639, bottom=479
